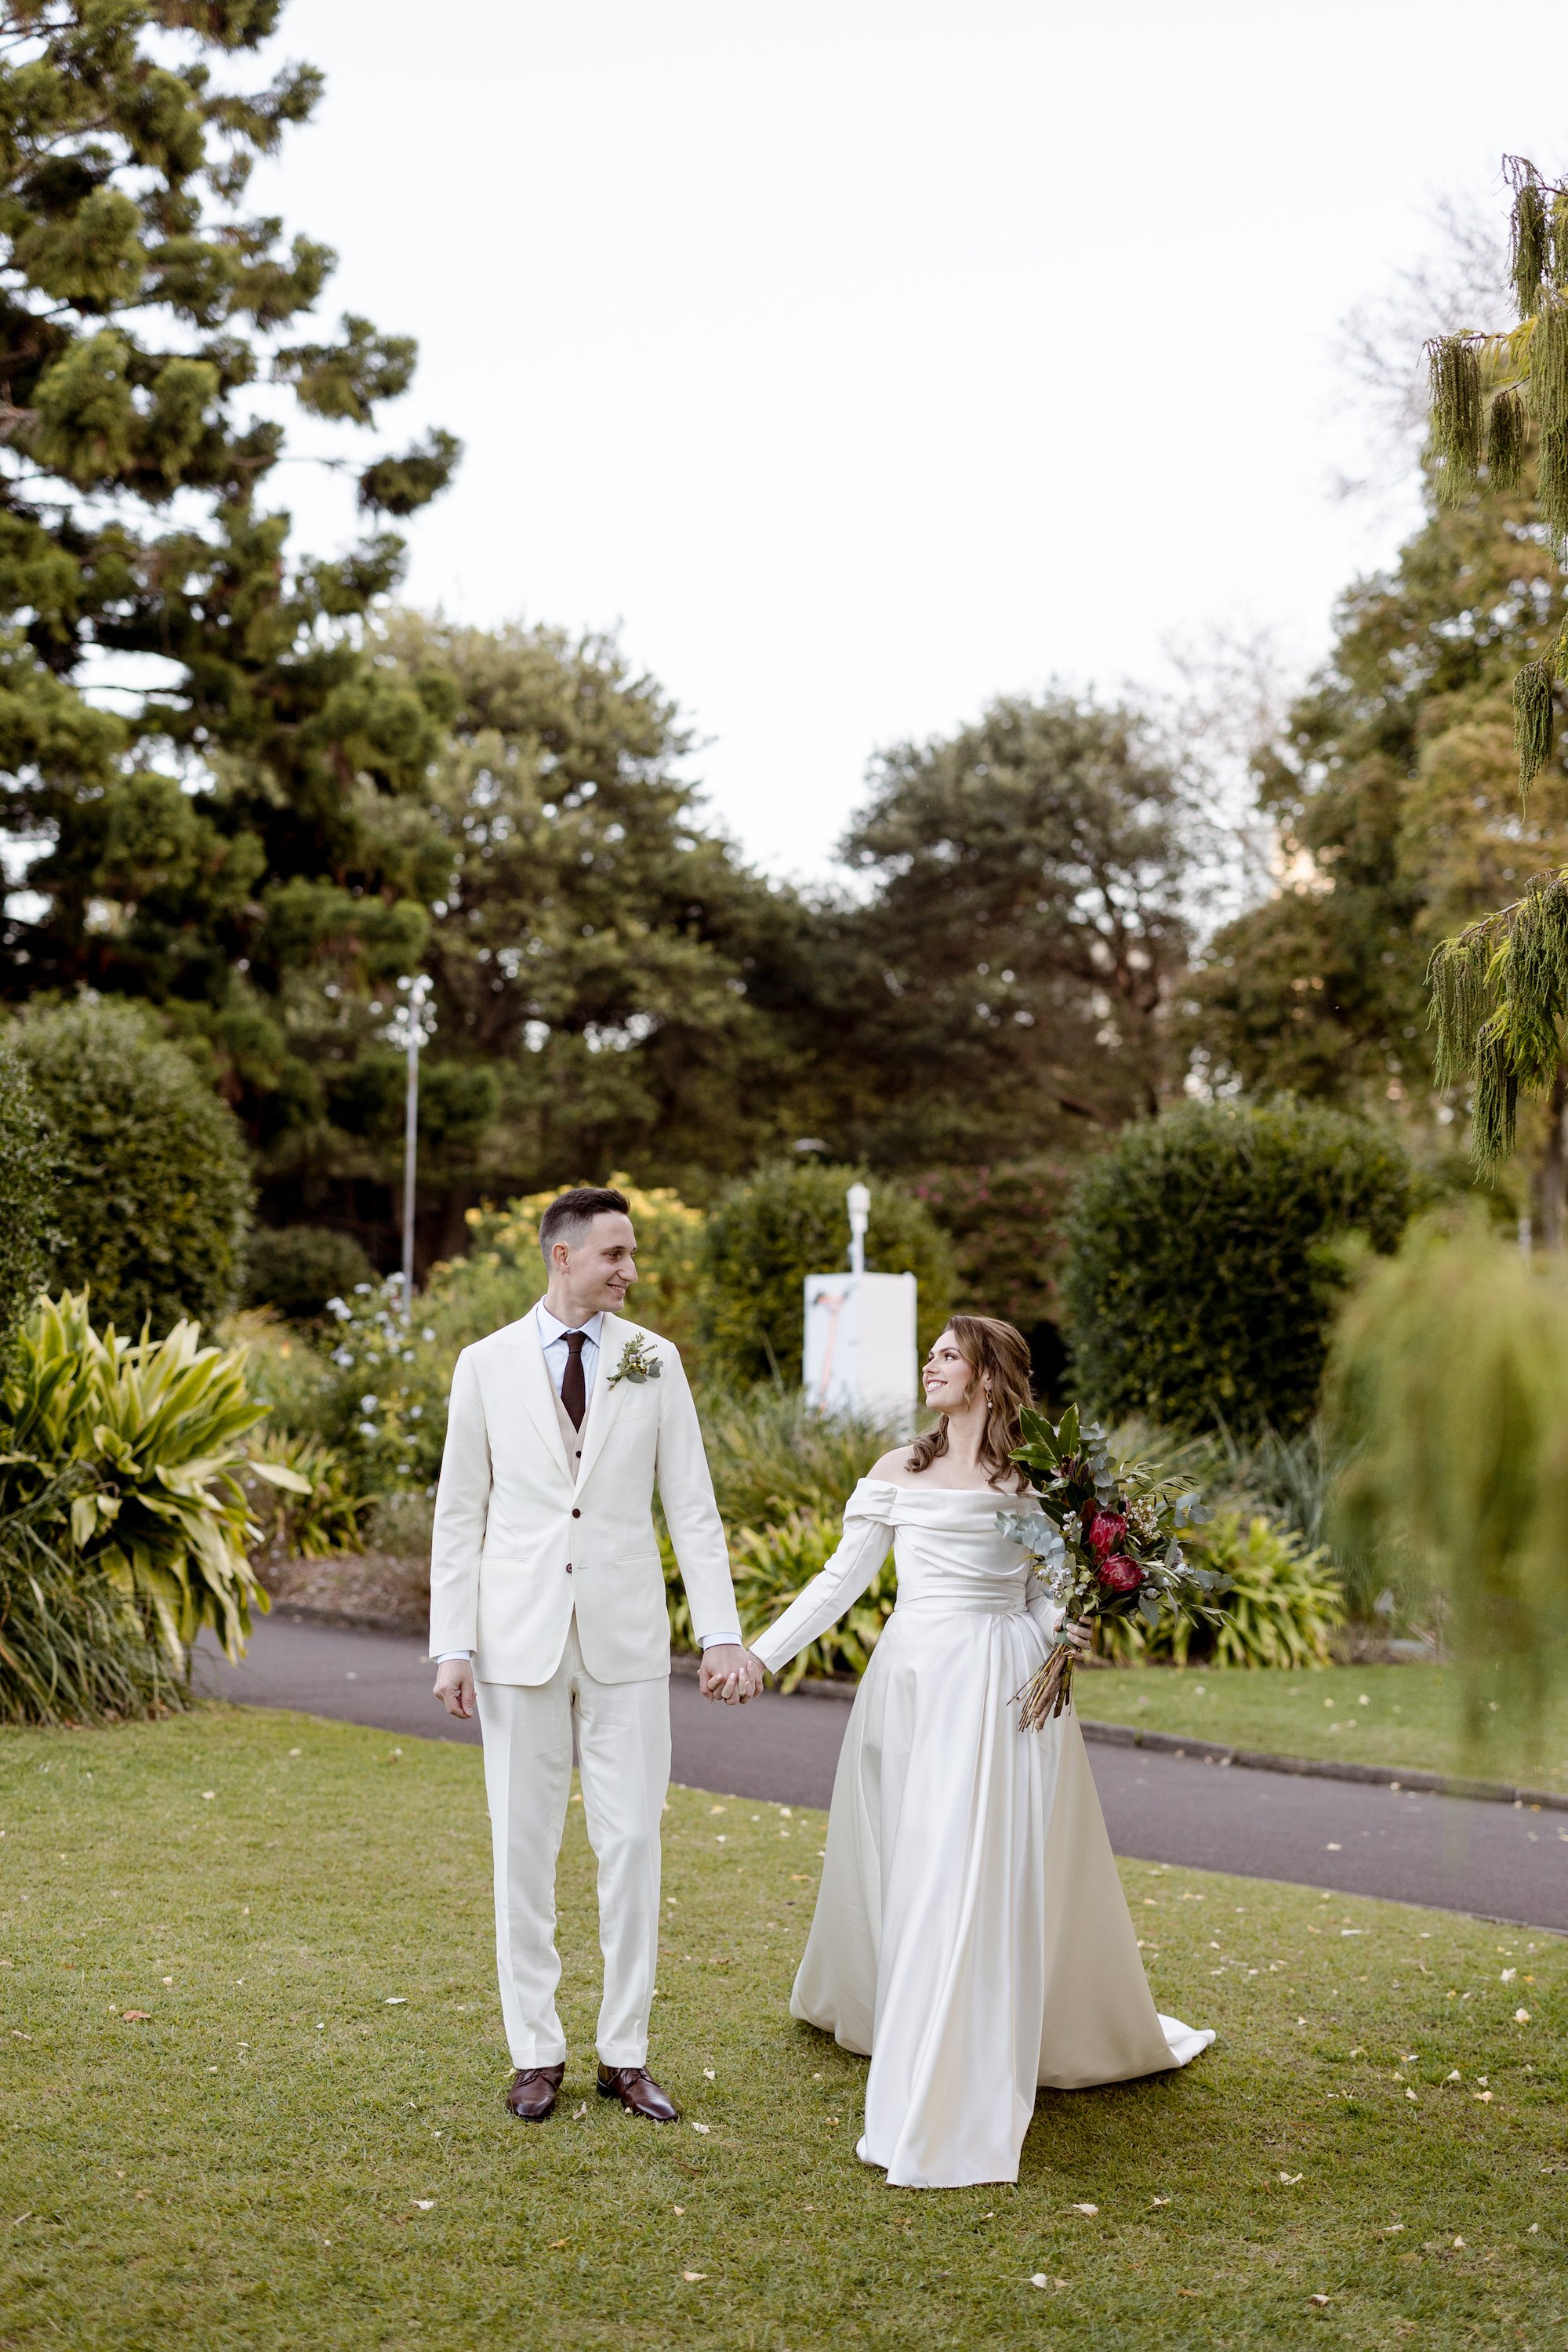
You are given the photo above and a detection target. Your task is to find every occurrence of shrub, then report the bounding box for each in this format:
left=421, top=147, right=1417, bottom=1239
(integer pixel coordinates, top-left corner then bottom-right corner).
left=698, top=1160, right=953, bottom=1388
left=243, top=1432, right=374, bottom=1563
left=697, top=1387, right=899, bottom=1528
left=0, top=1291, right=270, bottom=1673
left=911, top=1156, right=1075, bottom=1328
left=1327, top=1212, right=1568, bottom=1744
left=0, top=1477, right=179, bottom=1726
left=243, top=1227, right=375, bottom=1322
left=0, top=1044, right=51, bottom=1360
left=13, top=1000, right=252, bottom=1335
left=1097, top=1512, right=1344, bottom=1668
left=1062, top=1098, right=1415, bottom=1434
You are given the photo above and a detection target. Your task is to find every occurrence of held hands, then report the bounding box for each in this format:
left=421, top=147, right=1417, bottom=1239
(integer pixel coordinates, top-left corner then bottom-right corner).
left=434, top=1659, right=477, bottom=1719
left=699, top=1643, right=765, bottom=1704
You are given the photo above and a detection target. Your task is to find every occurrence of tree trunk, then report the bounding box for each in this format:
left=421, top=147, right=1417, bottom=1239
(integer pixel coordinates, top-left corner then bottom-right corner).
left=1536, top=1065, right=1568, bottom=1250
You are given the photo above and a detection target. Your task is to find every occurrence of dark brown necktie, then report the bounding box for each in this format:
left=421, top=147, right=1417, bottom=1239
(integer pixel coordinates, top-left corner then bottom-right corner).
left=561, top=1330, right=588, bottom=1430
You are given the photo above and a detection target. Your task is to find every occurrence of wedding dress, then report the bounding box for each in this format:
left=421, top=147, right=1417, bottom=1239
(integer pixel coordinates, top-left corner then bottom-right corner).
left=749, top=1479, right=1213, bottom=2190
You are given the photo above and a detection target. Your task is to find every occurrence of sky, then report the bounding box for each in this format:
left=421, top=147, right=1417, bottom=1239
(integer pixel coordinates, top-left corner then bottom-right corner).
left=244, top=0, right=1566, bottom=883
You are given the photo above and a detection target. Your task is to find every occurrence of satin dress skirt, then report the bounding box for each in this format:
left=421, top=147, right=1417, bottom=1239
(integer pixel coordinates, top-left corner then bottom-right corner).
left=790, top=1592, right=1213, bottom=2190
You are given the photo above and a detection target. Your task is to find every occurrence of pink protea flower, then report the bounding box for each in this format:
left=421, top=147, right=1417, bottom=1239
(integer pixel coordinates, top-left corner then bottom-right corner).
left=1086, top=1508, right=1129, bottom=1561
left=1097, top=1553, right=1145, bottom=1595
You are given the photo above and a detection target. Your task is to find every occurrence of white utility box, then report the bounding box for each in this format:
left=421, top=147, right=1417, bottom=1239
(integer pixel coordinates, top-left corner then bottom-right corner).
left=803, top=1270, right=918, bottom=1425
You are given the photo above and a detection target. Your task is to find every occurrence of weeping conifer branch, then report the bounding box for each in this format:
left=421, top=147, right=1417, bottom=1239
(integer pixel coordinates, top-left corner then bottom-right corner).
left=1487, top=385, right=1526, bottom=490
left=1426, top=335, right=1483, bottom=502
left=1514, top=656, right=1557, bottom=795
left=1425, top=157, right=1568, bottom=1163
left=1428, top=875, right=1568, bottom=1167
left=1506, top=157, right=1551, bottom=315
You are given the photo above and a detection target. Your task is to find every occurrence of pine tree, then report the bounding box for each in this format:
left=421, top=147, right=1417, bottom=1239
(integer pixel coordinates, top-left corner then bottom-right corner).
left=1423, top=157, right=1568, bottom=1180
left=0, top=4, right=458, bottom=1195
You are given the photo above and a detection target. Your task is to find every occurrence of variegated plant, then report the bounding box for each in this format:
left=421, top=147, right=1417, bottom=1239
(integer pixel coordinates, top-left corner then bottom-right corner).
left=1, top=1292, right=305, bottom=1668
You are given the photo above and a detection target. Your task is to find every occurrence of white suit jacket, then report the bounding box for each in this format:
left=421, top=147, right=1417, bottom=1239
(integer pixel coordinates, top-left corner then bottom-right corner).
left=427, top=1310, right=739, bottom=1686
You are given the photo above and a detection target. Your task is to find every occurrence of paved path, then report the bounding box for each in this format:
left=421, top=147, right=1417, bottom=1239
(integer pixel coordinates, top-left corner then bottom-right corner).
left=197, top=1614, right=1568, bottom=1933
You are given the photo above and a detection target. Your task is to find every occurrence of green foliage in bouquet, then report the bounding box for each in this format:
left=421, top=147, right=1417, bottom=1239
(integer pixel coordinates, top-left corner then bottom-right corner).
left=698, top=1160, right=952, bottom=1388
left=1327, top=1213, right=1568, bottom=1753
left=1004, top=1404, right=1230, bottom=1722
left=13, top=1001, right=252, bottom=1335
left=1062, top=1098, right=1415, bottom=1433
left=0, top=1292, right=277, bottom=1674
left=1097, top=1512, right=1343, bottom=1669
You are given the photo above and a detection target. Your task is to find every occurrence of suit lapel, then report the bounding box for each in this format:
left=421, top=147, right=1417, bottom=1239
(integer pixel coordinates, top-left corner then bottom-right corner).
left=501, top=1311, right=572, bottom=1481
left=574, top=1312, right=631, bottom=1494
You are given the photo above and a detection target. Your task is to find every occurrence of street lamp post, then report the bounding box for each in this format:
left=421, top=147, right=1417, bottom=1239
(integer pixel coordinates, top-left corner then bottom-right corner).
left=390, top=975, right=435, bottom=1319
left=846, top=1180, right=870, bottom=1277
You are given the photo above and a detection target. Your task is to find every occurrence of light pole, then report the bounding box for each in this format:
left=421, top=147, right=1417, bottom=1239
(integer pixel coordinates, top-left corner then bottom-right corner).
left=389, top=975, right=435, bottom=1319
left=847, top=1180, right=870, bottom=1278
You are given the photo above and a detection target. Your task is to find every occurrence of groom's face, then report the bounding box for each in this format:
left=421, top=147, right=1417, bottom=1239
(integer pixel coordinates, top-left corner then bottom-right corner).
left=564, top=1211, right=639, bottom=1314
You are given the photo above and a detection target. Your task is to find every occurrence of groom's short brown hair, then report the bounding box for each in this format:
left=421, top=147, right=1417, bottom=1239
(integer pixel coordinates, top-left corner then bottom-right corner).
left=538, top=1185, right=631, bottom=1267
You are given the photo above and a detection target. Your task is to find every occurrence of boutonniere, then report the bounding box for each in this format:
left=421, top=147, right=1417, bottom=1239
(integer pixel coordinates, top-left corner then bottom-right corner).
left=609, top=1333, right=662, bottom=1388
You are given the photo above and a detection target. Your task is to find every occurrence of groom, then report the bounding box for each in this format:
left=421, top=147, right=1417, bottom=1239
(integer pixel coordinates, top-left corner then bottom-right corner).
left=430, top=1185, right=763, bottom=2123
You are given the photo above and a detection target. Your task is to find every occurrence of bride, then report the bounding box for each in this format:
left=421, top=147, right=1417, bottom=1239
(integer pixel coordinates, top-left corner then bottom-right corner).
left=748, top=1313, right=1213, bottom=2191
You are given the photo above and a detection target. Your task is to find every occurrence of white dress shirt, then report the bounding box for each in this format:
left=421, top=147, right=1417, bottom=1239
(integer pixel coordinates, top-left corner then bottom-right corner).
left=533, top=1298, right=603, bottom=1402
left=437, top=1299, right=742, bottom=1662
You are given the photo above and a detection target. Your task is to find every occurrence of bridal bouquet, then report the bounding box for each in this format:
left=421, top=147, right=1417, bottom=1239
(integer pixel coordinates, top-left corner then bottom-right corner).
left=997, top=1405, right=1232, bottom=1729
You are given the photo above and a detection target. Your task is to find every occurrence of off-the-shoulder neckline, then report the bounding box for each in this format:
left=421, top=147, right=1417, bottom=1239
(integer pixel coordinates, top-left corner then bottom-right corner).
left=854, top=1475, right=1039, bottom=1501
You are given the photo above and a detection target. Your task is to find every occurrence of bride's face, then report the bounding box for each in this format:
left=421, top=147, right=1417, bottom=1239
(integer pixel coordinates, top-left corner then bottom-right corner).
left=923, top=1330, right=983, bottom=1415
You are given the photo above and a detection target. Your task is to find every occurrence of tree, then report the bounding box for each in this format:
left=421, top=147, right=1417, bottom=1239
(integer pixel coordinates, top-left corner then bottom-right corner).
left=0, top=3, right=457, bottom=1226
left=818, top=694, right=1200, bottom=1170
left=14, top=997, right=251, bottom=1332
left=1419, top=158, right=1568, bottom=1188
left=367, top=612, right=825, bottom=1245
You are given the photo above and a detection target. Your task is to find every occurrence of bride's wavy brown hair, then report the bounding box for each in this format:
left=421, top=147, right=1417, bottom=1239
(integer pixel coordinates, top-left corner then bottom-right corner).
left=906, top=1313, right=1034, bottom=1486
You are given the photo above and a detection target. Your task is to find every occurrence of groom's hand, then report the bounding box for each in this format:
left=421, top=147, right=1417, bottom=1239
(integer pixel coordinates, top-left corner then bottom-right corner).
left=434, top=1659, right=476, bottom=1719
left=699, top=1645, right=764, bottom=1704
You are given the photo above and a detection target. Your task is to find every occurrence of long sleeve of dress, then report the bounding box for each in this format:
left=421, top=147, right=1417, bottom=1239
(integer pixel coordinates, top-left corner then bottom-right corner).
left=750, top=1480, right=896, bottom=1677
left=1024, top=1566, right=1064, bottom=1643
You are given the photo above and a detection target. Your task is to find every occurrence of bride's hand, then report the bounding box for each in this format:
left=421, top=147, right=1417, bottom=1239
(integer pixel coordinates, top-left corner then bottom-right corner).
left=1060, top=1620, right=1092, bottom=1653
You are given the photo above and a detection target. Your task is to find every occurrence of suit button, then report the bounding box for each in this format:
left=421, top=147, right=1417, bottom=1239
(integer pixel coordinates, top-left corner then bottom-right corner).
left=572, top=1507, right=581, bottom=1519
left=565, top=1563, right=573, bottom=1576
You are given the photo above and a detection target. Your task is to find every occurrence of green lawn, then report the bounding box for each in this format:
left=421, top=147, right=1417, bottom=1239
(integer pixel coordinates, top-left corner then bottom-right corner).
left=1077, top=1662, right=1568, bottom=1797
left=0, top=1707, right=1563, bottom=2352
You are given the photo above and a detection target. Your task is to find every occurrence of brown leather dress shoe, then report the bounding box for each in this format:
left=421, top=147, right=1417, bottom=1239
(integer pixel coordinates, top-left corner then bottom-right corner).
left=596, top=2063, right=679, bottom=2122
left=504, top=2063, right=564, bottom=2121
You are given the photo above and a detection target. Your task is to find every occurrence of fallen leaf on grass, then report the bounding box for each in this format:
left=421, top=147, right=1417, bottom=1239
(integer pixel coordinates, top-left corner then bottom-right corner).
left=1069, top=2202, right=1098, bottom=2216
left=690, top=2122, right=710, bottom=2136
left=572, top=2103, right=587, bottom=2119
left=412, top=2200, right=434, bottom=2212
left=1308, top=2293, right=1330, bottom=2307
left=547, top=2238, right=568, bottom=2249
left=1279, top=2173, right=1304, bottom=2185
left=120, top=2012, right=150, bottom=2023
left=682, top=2270, right=707, bottom=2282
left=1515, top=2009, right=1531, bottom=2023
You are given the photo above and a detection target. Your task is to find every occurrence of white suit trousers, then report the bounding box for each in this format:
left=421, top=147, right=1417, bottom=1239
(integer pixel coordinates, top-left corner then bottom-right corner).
left=475, top=1617, right=670, bottom=2068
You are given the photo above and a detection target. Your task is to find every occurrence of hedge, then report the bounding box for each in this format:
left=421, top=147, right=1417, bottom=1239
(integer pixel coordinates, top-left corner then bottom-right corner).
left=1061, top=1098, right=1415, bottom=1433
